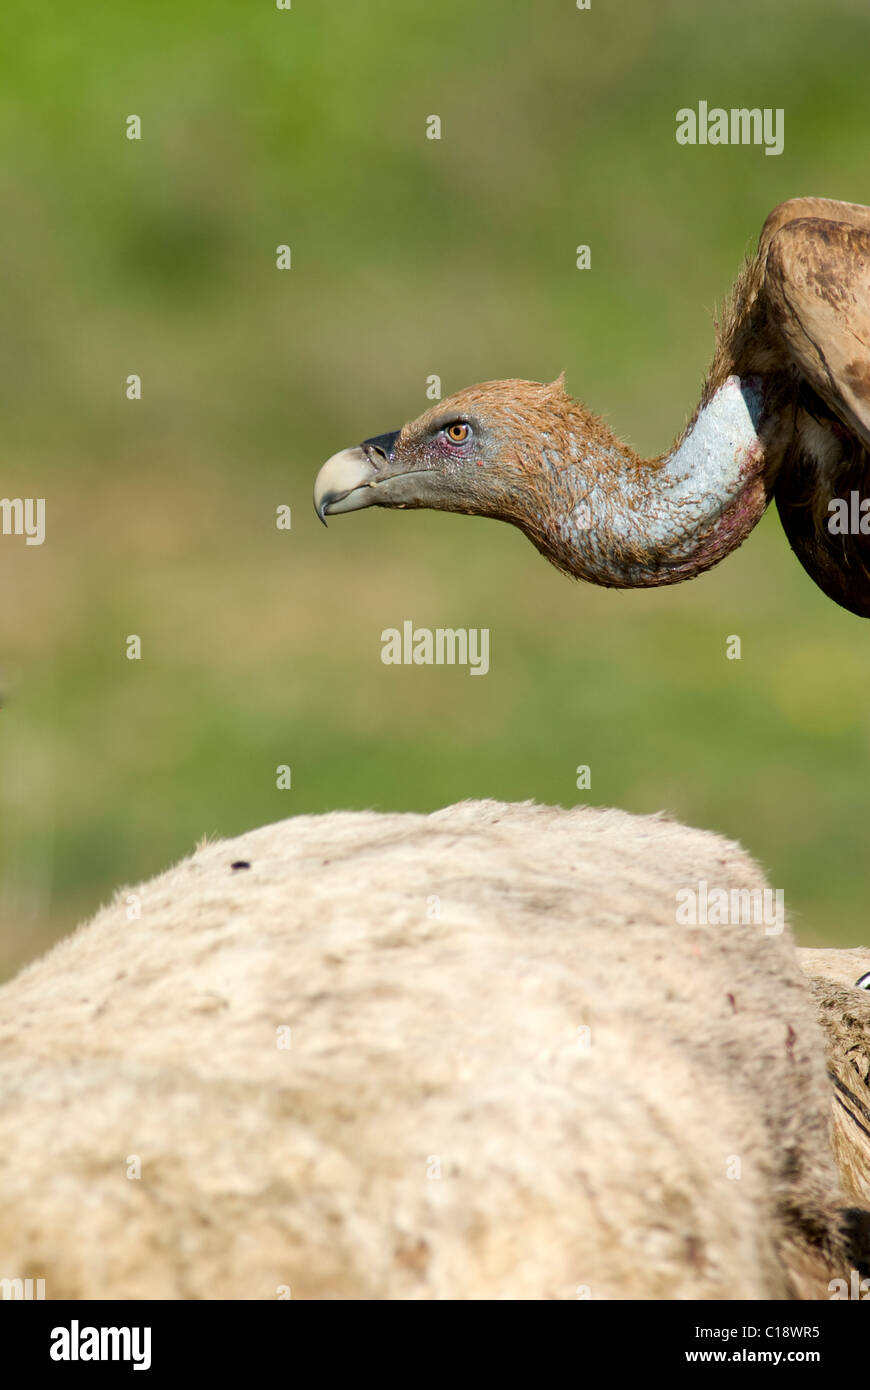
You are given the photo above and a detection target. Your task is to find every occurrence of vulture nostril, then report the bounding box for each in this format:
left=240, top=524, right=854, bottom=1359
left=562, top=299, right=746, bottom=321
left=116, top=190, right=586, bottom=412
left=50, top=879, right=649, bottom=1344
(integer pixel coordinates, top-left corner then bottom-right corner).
left=361, top=429, right=401, bottom=466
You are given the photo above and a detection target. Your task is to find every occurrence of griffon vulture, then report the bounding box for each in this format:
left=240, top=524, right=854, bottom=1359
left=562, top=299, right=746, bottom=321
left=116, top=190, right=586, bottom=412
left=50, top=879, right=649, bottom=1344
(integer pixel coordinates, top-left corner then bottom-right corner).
left=314, top=198, right=870, bottom=617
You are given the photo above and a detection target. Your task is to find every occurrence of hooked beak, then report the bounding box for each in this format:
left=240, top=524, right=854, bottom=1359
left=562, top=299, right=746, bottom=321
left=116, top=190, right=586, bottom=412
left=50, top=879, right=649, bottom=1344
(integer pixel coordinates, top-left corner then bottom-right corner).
left=314, top=429, right=436, bottom=524
left=313, top=446, right=379, bottom=525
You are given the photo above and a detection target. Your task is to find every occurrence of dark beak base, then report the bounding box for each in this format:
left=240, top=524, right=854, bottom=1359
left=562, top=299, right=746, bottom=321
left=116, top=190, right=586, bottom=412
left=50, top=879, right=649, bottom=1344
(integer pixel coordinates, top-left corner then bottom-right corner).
left=361, top=430, right=400, bottom=463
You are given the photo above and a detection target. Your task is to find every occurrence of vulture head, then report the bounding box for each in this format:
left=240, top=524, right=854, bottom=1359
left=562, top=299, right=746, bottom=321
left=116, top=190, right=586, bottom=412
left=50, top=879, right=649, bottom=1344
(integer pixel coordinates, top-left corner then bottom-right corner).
left=314, top=197, right=870, bottom=617
left=314, top=377, right=623, bottom=572
left=314, top=378, right=568, bottom=529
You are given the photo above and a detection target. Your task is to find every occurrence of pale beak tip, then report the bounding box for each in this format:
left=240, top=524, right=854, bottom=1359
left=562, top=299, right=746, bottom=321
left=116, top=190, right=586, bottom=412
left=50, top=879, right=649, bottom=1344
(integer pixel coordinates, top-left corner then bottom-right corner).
left=313, top=446, right=379, bottom=525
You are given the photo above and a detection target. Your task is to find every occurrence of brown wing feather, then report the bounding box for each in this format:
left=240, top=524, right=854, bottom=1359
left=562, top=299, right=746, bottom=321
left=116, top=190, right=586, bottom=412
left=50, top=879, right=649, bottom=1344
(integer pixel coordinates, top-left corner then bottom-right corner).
left=764, top=214, right=870, bottom=448
left=759, top=196, right=870, bottom=255
left=761, top=204, right=870, bottom=616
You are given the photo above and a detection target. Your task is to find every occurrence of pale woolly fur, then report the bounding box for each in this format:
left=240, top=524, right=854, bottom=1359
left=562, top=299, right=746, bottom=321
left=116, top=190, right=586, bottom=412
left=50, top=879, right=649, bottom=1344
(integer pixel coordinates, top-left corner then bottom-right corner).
left=0, top=799, right=866, bottom=1299
left=798, top=947, right=870, bottom=1212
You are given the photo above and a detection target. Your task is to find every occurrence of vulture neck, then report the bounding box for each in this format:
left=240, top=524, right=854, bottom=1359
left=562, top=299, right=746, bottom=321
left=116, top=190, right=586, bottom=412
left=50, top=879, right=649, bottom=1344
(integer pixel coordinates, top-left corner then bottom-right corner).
left=538, top=374, right=777, bottom=587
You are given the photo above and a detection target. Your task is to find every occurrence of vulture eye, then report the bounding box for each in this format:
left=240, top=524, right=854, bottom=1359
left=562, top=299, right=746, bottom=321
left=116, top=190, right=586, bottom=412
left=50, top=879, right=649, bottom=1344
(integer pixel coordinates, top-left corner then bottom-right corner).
left=855, top=971, right=870, bottom=990
left=444, top=422, right=471, bottom=445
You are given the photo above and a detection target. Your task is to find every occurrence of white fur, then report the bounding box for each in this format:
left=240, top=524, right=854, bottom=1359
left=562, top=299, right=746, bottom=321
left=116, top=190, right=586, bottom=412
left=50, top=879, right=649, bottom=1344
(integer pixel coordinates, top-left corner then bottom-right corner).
left=0, top=800, right=860, bottom=1299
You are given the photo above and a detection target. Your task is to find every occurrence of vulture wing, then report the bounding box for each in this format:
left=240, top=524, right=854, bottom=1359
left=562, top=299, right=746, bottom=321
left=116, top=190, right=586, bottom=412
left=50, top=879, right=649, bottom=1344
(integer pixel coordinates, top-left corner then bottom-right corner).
left=761, top=202, right=870, bottom=615
left=763, top=210, right=870, bottom=448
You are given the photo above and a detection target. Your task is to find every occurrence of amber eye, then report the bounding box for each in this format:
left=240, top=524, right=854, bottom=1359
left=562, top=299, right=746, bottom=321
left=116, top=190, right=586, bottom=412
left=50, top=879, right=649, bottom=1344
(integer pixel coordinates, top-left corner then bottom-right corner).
left=444, top=422, right=471, bottom=444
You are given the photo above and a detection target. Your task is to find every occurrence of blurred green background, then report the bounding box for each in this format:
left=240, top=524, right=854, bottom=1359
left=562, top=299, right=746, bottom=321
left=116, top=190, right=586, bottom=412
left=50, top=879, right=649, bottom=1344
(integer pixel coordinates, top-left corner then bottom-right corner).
left=1, top=0, right=868, bottom=978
